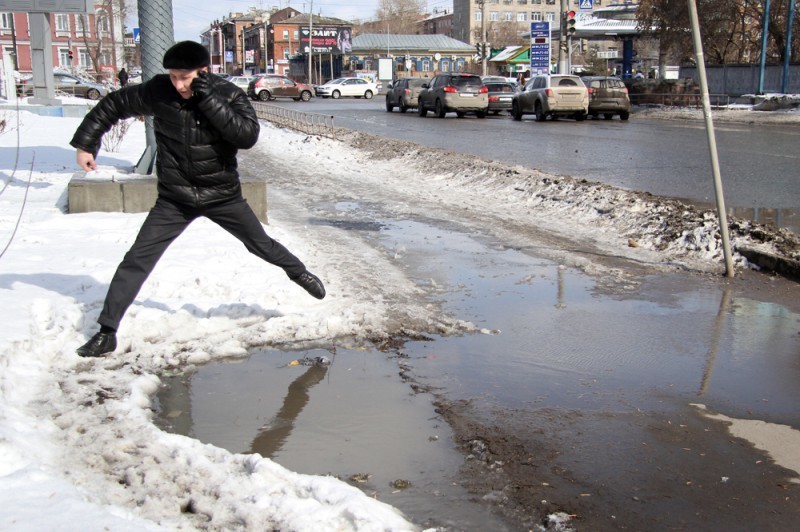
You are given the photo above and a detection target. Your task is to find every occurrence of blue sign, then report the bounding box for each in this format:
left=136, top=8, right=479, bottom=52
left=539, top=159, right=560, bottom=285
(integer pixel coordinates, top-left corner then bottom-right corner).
left=580, top=0, right=593, bottom=10
left=133, top=27, right=140, bottom=44
left=530, top=22, right=551, bottom=76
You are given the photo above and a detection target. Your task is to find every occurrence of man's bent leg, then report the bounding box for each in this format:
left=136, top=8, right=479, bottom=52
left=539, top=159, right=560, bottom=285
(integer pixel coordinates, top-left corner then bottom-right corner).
left=206, top=197, right=325, bottom=299
left=206, top=197, right=307, bottom=277
left=98, top=199, right=193, bottom=330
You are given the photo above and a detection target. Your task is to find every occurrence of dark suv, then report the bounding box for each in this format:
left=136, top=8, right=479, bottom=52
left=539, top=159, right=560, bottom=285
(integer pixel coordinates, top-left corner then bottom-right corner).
left=581, top=76, right=631, bottom=120
left=385, top=77, right=426, bottom=113
left=417, top=73, right=488, bottom=118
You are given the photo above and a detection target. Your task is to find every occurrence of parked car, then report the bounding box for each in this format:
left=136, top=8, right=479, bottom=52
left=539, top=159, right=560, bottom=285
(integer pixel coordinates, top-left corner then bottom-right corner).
left=385, top=77, right=426, bottom=112
left=247, top=75, right=314, bottom=102
left=229, top=76, right=255, bottom=92
left=315, top=77, right=379, bottom=99
left=581, top=75, right=631, bottom=120
left=417, top=73, right=488, bottom=118
left=511, top=74, right=588, bottom=122
left=484, top=81, right=518, bottom=115
left=19, top=72, right=108, bottom=100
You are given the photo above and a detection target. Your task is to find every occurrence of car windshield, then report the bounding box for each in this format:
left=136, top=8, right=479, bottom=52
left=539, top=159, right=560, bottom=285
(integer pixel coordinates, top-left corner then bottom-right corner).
left=407, top=79, right=425, bottom=88
left=485, top=83, right=514, bottom=92
left=555, top=77, right=579, bottom=86
left=451, top=77, right=481, bottom=89
left=328, top=79, right=346, bottom=85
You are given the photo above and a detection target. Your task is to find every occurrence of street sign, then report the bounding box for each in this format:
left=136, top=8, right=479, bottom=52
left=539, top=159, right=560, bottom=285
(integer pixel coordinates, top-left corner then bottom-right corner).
left=579, top=0, right=593, bottom=10
left=133, top=27, right=140, bottom=44
left=530, top=22, right=551, bottom=76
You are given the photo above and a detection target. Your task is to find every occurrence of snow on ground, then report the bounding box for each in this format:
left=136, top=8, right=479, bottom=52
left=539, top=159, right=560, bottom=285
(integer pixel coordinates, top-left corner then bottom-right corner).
left=0, top=96, right=797, bottom=531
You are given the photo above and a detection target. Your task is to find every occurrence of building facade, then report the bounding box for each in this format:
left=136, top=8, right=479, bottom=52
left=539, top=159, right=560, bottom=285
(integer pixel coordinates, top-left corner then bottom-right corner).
left=1, top=4, right=125, bottom=82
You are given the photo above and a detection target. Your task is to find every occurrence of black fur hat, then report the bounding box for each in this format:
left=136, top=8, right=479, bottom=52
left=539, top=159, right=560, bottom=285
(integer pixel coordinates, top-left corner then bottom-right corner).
left=162, top=41, right=210, bottom=70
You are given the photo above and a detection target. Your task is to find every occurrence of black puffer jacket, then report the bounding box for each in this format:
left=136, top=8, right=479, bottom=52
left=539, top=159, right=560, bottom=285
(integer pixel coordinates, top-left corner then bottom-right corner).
left=70, top=73, right=260, bottom=208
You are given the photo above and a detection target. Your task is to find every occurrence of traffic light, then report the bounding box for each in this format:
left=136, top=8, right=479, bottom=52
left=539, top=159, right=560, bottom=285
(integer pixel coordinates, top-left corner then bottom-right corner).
left=68, top=50, right=74, bottom=62
left=565, top=10, right=577, bottom=37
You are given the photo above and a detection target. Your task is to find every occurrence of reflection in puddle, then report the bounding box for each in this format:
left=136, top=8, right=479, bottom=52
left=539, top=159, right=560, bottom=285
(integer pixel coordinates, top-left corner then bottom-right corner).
left=250, top=364, right=328, bottom=458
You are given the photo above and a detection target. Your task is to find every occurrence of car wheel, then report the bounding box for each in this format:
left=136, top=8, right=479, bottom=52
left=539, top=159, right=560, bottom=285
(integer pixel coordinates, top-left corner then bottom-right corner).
left=603, top=113, right=614, bottom=120
left=534, top=102, right=546, bottom=122
left=332, top=90, right=341, bottom=99
left=364, top=90, right=373, bottom=99
left=476, top=111, right=486, bottom=119
left=620, top=111, right=630, bottom=121
left=86, top=88, right=101, bottom=100
left=418, top=102, right=427, bottom=117
left=512, top=101, right=522, bottom=121
left=385, top=97, right=394, bottom=112
left=300, top=91, right=312, bottom=102
left=435, top=99, right=446, bottom=118
left=575, top=112, right=586, bottom=121
left=456, top=111, right=465, bottom=118
left=399, top=103, right=408, bottom=113
left=258, top=90, right=271, bottom=101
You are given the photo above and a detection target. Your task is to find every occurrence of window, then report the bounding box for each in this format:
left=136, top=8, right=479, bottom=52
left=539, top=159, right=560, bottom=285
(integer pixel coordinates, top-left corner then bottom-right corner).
left=79, top=49, right=91, bottom=68
left=96, top=10, right=109, bottom=34
left=475, top=12, right=482, bottom=22
left=293, top=30, right=299, bottom=40
left=422, top=60, right=430, bottom=72
left=504, top=11, right=513, bottom=21
left=489, top=11, right=498, bottom=21
left=531, top=12, right=542, bottom=22
left=55, top=14, right=70, bottom=32
left=545, top=12, right=556, bottom=21
left=517, top=12, right=527, bottom=21
left=1, top=13, right=12, bottom=29
left=517, top=0, right=528, bottom=4
left=76, top=15, right=88, bottom=37
left=58, top=48, right=71, bottom=66
left=282, top=29, right=288, bottom=39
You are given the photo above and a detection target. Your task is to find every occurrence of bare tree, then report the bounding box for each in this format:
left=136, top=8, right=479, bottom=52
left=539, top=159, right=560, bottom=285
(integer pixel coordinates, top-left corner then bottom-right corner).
left=375, top=0, right=426, bottom=34
left=78, top=0, right=127, bottom=81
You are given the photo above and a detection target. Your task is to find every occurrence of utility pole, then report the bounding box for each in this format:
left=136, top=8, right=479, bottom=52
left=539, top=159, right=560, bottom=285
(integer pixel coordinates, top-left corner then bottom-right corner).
left=478, top=0, right=487, bottom=76
left=558, top=0, right=568, bottom=74
left=308, top=0, right=313, bottom=85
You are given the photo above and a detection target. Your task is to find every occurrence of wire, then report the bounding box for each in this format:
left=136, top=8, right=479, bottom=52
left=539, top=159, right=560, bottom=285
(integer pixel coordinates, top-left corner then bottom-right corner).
left=0, top=152, right=35, bottom=260
left=0, top=95, right=22, bottom=198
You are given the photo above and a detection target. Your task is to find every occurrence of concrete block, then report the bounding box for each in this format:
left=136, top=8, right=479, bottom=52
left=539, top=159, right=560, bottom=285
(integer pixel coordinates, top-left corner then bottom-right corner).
left=68, top=176, right=123, bottom=214
left=119, top=176, right=158, bottom=213
left=242, top=178, right=268, bottom=224
left=68, top=171, right=268, bottom=224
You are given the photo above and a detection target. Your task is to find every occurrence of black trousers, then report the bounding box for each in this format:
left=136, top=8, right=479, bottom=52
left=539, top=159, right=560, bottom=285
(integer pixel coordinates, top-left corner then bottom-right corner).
left=97, top=195, right=306, bottom=330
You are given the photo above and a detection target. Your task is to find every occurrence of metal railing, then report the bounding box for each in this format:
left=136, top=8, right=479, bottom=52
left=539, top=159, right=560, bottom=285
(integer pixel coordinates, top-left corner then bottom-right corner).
left=629, top=93, right=732, bottom=108
left=252, top=102, right=336, bottom=139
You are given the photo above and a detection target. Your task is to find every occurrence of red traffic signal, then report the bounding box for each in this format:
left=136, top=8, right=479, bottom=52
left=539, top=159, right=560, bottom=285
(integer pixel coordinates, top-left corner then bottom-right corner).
left=566, top=11, right=577, bottom=36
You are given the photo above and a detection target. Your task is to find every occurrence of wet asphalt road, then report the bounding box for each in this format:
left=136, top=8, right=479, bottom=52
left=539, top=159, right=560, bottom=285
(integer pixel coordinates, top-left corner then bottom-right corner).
left=300, top=97, right=800, bottom=233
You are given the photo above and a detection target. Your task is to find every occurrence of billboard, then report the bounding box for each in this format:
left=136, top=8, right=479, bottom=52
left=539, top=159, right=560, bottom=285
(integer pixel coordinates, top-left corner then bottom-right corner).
left=299, top=26, right=352, bottom=54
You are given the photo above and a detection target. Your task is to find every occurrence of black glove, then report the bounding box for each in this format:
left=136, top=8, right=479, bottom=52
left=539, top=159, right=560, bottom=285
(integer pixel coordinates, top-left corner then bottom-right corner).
left=191, top=70, right=211, bottom=99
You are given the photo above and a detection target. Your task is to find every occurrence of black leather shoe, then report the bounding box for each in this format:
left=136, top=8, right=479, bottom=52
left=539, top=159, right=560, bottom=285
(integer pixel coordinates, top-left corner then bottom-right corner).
left=292, top=271, right=326, bottom=300
left=76, top=332, right=117, bottom=358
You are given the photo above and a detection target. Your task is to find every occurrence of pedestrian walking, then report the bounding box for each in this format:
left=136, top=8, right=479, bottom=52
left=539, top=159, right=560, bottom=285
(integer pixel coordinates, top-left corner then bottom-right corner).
left=117, top=67, right=129, bottom=87
left=71, top=41, right=325, bottom=358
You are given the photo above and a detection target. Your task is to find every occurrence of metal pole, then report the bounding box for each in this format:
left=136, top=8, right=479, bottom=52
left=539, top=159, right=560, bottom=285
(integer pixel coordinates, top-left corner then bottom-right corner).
left=688, top=0, right=734, bottom=277
left=135, top=0, right=174, bottom=175
left=559, top=0, right=568, bottom=74
left=758, top=0, right=771, bottom=94
left=782, top=0, right=795, bottom=93
left=480, top=0, right=487, bottom=76
left=308, top=0, right=313, bottom=84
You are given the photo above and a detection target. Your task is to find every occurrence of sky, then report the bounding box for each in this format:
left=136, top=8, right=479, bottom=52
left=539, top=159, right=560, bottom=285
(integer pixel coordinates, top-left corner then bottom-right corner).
left=128, top=1, right=454, bottom=43
left=1, top=92, right=798, bottom=529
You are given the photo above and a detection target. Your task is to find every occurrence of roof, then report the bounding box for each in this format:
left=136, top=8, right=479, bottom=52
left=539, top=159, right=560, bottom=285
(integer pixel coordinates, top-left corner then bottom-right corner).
left=352, top=34, right=474, bottom=53
left=282, top=13, right=349, bottom=25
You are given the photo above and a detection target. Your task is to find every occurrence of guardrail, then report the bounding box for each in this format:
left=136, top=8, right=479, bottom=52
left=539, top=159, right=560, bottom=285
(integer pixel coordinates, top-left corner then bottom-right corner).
left=629, top=93, right=732, bottom=108
left=252, top=102, right=336, bottom=139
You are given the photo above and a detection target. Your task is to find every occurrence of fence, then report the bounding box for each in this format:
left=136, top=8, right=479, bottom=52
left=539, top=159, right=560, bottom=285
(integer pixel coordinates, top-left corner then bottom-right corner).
left=629, top=93, right=732, bottom=108
left=252, top=102, right=336, bottom=139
